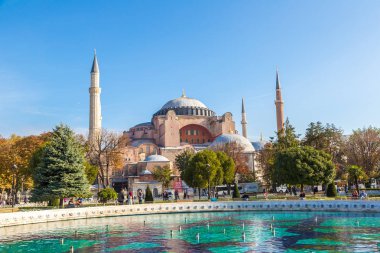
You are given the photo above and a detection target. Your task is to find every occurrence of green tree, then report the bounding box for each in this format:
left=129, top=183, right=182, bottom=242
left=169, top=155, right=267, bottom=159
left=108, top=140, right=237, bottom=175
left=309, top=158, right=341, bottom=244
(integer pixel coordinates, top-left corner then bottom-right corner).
left=212, top=142, right=248, bottom=181
left=274, top=146, right=335, bottom=192
left=98, top=187, right=117, bottom=203
left=31, top=124, right=91, bottom=207
left=216, top=151, right=235, bottom=194
left=216, top=151, right=235, bottom=185
left=256, top=119, right=299, bottom=191
left=275, top=118, right=300, bottom=150
left=145, top=185, right=153, bottom=202
left=303, top=122, right=343, bottom=152
left=181, top=159, right=207, bottom=199
left=152, top=166, right=172, bottom=190
left=31, top=147, right=98, bottom=186
left=326, top=183, right=337, bottom=197
left=84, top=161, right=98, bottom=185
left=175, top=149, right=194, bottom=178
left=347, top=165, right=367, bottom=191
left=232, top=183, right=240, bottom=198
left=189, top=150, right=221, bottom=199
left=303, top=122, right=345, bottom=178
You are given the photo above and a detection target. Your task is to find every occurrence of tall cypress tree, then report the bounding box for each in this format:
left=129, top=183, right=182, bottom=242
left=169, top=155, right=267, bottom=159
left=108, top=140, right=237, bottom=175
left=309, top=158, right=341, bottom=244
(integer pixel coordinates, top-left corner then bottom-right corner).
left=31, top=124, right=90, bottom=207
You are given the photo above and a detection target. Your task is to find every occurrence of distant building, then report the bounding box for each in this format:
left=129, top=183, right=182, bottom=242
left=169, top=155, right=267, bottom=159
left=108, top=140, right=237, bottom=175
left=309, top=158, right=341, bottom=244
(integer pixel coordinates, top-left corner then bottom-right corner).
left=114, top=91, right=257, bottom=195
left=88, top=54, right=284, bottom=195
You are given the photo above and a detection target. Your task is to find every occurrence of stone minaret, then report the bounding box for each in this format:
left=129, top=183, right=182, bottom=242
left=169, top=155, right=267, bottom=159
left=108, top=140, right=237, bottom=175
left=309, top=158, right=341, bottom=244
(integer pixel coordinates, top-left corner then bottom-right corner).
left=275, top=68, right=284, bottom=133
left=241, top=97, right=248, bottom=138
left=89, top=51, right=102, bottom=143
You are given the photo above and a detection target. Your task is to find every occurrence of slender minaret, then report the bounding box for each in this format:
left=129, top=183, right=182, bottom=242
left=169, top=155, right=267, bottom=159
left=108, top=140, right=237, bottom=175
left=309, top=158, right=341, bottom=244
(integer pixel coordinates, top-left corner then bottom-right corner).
left=89, top=50, right=102, bottom=143
left=241, top=97, right=248, bottom=138
left=275, top=68, right=284, bottom=133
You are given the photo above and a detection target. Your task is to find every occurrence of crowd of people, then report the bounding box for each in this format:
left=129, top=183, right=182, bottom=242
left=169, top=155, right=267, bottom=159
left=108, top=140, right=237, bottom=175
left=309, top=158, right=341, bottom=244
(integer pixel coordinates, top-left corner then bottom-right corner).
left=0, top=196, right=29, bottom=207
left=263, top=184, right=371, bottom=201
left=117, top=189, right=145, bottom=205
left=116, top=188, right=191, bottom=205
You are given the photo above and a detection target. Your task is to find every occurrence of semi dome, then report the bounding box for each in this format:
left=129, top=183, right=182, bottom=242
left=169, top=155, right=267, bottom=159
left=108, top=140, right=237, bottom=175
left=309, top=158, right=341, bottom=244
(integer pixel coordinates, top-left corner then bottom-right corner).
left=144, top=155, right=170, bottom=162
left=210, top=134, right=255, bottom=152
left=140, top=169, right=152, bottom=175
left=153, top=92, right=215, bottom=117
left=252, top=141, right=267, bottom=151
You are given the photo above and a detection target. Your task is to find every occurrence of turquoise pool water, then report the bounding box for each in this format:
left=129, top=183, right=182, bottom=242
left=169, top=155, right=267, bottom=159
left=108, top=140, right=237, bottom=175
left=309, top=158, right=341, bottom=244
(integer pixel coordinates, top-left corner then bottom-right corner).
left=0, top=211, right=380, bottom=252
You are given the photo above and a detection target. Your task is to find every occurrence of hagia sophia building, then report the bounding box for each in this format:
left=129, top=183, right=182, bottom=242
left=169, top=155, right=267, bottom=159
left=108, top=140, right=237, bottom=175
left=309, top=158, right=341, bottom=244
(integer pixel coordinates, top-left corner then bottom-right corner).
left=88, top=53, right=285, bottom=194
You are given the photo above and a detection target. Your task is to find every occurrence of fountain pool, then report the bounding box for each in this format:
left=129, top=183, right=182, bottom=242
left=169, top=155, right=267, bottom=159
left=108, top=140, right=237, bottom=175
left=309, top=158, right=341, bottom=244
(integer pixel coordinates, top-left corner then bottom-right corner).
left=1, top=211, right=380, bottom=252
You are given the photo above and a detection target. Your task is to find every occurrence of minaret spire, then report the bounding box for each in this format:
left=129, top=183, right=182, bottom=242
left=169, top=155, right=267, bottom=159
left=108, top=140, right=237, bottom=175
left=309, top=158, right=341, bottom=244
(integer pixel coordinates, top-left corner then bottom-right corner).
left=241, top=97, right=248, bottom=138
left=89, top=50, right=102, bottom=143
left=276, top=67, right=281, bottom=89
left=91, top=49, right=99, bottom=74
left=275, top=68, right=284, bottom=134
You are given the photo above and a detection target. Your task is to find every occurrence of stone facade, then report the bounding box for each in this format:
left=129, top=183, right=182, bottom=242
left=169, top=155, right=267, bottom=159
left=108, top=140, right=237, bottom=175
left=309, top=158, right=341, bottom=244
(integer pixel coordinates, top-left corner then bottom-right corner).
left=88, top=54, right=282, bottom=191
left=112, top=93, right=245, bottom=192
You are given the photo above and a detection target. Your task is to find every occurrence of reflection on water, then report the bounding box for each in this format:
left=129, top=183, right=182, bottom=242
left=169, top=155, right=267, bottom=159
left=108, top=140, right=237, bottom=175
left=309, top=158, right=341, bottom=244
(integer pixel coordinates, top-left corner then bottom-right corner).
left=0, top=211, right=380, bottom=252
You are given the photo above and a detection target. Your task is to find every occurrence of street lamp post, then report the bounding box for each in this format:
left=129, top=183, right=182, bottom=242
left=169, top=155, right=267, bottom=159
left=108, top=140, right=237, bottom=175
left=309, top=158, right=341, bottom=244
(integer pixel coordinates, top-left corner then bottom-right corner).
left=206, top=164, right=211, bottom=199
left=11, top=164, right=17, bottom=208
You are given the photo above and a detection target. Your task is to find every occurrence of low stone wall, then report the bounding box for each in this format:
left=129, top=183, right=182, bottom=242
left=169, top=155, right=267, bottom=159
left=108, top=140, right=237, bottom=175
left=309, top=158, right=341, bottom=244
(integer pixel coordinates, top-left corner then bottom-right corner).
left=0, top=200, right=379, bottom=228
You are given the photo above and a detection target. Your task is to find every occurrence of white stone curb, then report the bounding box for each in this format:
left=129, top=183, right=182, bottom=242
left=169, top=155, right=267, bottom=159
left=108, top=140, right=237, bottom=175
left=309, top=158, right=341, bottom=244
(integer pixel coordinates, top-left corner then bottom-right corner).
left=0, top=200, right=379, bottom=228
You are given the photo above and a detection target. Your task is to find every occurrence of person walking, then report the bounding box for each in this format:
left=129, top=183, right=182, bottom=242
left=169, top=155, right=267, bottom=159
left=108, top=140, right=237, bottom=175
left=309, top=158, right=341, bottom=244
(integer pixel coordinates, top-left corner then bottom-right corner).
left=128, top=191, right=133, bottom=205
left=138, top=190, right=143, bottom=204
left=118, top=191, right=125, bottom=205
left=313, top=186, right=318, bottom=195
left=292, top=186, right=297, bottom=196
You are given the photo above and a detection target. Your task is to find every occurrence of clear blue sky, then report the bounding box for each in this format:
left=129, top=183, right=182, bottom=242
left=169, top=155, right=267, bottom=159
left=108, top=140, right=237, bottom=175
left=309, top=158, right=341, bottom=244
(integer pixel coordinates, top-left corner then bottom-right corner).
left=1, top=0, right=380, bottom=140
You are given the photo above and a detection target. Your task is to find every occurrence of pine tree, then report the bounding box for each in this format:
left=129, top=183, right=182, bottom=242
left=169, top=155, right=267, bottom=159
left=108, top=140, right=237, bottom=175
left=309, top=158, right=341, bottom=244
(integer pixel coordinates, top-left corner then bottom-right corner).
left=31, top=124, right=90, bottom=207
left=326, top=183, right=337, bottom=197
left=145, top=185, right=153, bottom=202
left=232, top=183, right=240, bottom=198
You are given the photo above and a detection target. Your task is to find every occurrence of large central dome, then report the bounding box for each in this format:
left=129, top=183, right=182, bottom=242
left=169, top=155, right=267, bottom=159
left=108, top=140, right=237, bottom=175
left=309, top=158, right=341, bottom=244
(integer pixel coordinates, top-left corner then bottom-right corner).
left=153, top=92, right=215, bottom=117
left=161, top=96, right=208, bottom=110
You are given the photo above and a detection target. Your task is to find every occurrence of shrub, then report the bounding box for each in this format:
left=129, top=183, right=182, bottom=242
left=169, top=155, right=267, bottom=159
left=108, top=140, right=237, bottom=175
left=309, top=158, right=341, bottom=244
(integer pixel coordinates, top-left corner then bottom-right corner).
left=326, top=183, right=337, bottom=197
left=49, top=198, right=60, bottom=207
left=145, top=185, right=153, bottom=202
left=232, top=184, right=240, bottom=198
left=98, top=187, right=117, bottom=203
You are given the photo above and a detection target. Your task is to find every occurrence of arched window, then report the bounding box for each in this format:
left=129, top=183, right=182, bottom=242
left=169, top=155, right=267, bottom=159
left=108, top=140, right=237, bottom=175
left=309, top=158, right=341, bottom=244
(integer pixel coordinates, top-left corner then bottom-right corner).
left=179, top=124, right=213, bottom=145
